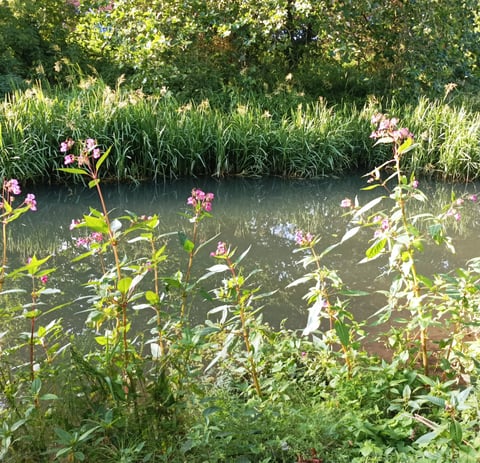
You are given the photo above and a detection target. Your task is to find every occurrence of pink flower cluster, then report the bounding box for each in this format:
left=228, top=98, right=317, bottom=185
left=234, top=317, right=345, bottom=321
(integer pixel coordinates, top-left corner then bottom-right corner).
left=187, top=188, right=214, bottom=213
left=61, top=138, right=101, bottom=166
left=210, top=241, right=228, bottom=257
left=1, top=179, right=37, bottom=211
left=370, top=113, right=413, bottom=143
left=294, top=230, right=314, bottom=246
left=75, top=232, right=103, bottom=249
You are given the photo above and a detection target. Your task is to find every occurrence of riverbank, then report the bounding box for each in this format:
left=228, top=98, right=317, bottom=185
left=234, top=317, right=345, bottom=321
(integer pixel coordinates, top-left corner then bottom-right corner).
left=2, top=79, right=480, bottom=183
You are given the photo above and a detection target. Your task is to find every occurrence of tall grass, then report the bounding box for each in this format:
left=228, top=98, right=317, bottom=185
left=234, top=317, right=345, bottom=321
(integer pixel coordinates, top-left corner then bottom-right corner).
left=1, top=78, right=480, bottom=182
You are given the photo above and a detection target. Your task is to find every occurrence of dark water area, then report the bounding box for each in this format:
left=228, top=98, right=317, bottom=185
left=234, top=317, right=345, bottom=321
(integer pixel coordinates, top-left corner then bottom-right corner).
left=7, top=175, right=480, bottom=333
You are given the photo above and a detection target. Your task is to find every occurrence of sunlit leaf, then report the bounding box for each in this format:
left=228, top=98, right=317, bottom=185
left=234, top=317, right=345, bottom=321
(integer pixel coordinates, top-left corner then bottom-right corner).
left=365, top=238, right=387, bottom=259
left=302, top=298, right=324, bottom=336
left=118, top=277, right=132, bottom=296
left=206, top=264, right=229, bottom=273
left=95, top=145, right=112, bottom=171
left=84, top=215, right=109, bottom=233
left=341, top=226, right=360, bottom=243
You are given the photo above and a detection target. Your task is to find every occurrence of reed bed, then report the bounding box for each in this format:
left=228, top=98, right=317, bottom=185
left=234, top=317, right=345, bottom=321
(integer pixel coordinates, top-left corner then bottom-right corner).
left=1, top=79, right=480, bottom=182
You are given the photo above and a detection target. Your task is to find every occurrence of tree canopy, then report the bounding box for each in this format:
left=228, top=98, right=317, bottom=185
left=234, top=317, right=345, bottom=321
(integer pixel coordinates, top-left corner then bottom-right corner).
left=1, top=0, right=479, bottom=98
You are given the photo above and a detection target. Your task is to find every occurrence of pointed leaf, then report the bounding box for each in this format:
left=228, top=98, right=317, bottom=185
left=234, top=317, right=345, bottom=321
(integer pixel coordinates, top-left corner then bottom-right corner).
left=95, top=146, right=112, bottom=171
left=302, top=299, right=324, bottom=336
left=206, top=264, right=229, bottom=273
left=365, top=238, right=387, bottom=259
left=341, top=226, right=360, bottom=243
left=334, top=320, right=350, bottom=347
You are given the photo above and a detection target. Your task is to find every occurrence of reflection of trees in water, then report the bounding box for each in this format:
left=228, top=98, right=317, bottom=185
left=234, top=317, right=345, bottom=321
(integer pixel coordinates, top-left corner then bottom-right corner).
left=3, top=177, right=480, bottom=329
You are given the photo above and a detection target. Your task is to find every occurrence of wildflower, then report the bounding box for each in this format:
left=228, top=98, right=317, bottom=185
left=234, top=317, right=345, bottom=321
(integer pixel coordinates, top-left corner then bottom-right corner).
left=69, top=219, right=81, bottom=230
left=85, top=138, right=96, bottom=151
left=381, top=218, right=390, bottom=231
left=187, top=188, right=214, bottom=214
left=90, top=232, right=103, bottom=242
left=25, top=193, right=37, bottom=211
left=5, top=179, right=21, bottom=195
left=454, top=212, right=461, bottom=221
left=340, top=198, right=352, bottom=208
left=210, top=241, right=228, bottom=257
left=92, top=148, right=101, bottom=159
left=455, top=198, right=464, bottom=206
left=64, top=154, right=75, bottom=165
left=469, top=194, right=478, bottom=202
left=412, top=179, right=419, bottom=188
left=40, top=275, right=48, bottom=285
left=60, top=138, right=74, bottom=153
left=295, top=230, right=314, bottom=246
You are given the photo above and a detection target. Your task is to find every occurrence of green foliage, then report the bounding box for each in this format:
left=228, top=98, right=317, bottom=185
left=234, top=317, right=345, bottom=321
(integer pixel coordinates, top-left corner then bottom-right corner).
left=2, top=121, right=480, bottom=462
left=3, top=80, right=480, bottom=182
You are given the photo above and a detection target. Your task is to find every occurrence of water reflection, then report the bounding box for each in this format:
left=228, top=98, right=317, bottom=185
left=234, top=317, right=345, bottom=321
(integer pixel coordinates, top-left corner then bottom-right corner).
left=8, top=176, right=480, bottom=330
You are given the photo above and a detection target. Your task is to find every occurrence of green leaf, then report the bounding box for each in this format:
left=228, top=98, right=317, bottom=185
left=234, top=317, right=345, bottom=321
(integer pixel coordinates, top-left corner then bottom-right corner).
left=145, top=290, right=160, bottom=305
left=414, top=430, right=441, bottom=445
left=398, top=137, right=417, bottom=155
left=234, top=245, right=251, bottom=265
left=178, top=232, right=194, bottom=253
left=95, top=145, right=112, bottom=171
left=118, top=277, right=132, bottom=296
left=84, top=215, right=109, bottom=234
left=58, top=167, right=87, bottom=175
left=335, top=320, right=350, bottom=347
left=449, top=420, right=463, bottom=445
left=88, top=179, right=100, bottom=189
left=40, top=393, right=59, bottom=401
left=365, top=238, right=387, bottom=259
left=31, top=378, right=42, bottom=395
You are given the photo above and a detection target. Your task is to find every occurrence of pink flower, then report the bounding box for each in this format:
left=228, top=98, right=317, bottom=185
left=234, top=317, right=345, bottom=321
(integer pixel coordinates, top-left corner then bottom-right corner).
left=5, top=179, right=21, bottom=195
left=40, top=275, right=48, bottom=285
left=25, top=193, right=37, bottom=211
left=454, top=212, right=461, bottom=221
left=91, top=232, right=103, bottom=242
left=210, top=241, right=228, bottom=257
left=92, top=148, right=101, bottom=159
left=381, top=219, right=389, bottom=231
left=340, top=198, right=352, bottom=208
left=188, top=188, right=214, bottom=215
left=64, top=154, right=75, bottom=165
left=69, top=219, right=81, bottom=230
left=470, top=194, right=478, bottom=202
left=60, top=138, right=74, bottom=153
left=295, top=230, right=314, bottom=246
left=412, top=179, right=419, bottom=188
left=85, top=138, right=96, bottom=150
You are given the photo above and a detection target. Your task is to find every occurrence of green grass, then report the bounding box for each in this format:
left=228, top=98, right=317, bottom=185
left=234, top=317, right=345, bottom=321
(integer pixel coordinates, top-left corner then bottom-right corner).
left=1, top=79, right=480, bottom=182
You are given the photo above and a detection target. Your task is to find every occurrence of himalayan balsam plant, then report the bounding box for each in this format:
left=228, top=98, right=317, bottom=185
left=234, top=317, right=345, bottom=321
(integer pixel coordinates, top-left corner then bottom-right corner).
left=340, top=114, right=478, bottom=375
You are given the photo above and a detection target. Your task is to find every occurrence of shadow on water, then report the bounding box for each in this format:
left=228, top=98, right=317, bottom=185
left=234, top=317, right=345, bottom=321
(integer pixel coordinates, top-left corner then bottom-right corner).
left=6, top=175, right=480, bottom=333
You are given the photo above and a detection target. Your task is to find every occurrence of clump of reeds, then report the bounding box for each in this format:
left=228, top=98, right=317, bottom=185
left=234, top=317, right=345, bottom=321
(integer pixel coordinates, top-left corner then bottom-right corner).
left=1, top=78, right=480, bottom=182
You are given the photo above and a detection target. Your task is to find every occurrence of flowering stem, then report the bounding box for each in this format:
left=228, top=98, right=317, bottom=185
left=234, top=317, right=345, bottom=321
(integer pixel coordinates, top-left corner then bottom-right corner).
left=394, top=150, right=428, bottom=375
left=226, top=255, right=262, bottom=397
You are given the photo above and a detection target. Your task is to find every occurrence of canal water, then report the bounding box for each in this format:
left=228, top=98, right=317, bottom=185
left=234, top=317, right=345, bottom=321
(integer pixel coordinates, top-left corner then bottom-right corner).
left=7, top=175, right=480, bottom=333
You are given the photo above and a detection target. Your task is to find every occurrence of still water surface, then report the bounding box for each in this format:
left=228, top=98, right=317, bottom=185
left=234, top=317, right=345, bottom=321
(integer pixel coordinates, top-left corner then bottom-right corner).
left=9, top=175, right=480, bottom=332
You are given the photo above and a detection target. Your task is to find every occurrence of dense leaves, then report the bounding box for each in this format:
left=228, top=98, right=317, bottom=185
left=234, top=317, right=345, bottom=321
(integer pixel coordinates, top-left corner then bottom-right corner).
left=0, top=0, right=479, bottom=97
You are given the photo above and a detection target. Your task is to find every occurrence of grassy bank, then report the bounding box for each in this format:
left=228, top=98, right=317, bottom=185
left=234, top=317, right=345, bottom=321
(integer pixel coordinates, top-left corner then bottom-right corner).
left=1, top=79, right=480, bottom=183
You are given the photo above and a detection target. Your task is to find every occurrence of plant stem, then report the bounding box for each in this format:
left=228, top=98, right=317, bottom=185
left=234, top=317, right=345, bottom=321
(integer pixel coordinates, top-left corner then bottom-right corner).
left=180, top=219, right=198, bottom=320
left=227, top=256, right=261, bottom=397
left=395, top=154, right=428, bottom=375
